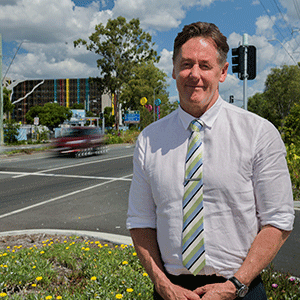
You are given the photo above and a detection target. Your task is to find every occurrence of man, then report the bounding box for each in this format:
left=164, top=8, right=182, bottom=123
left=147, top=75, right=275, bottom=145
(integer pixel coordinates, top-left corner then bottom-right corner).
left=126, top=22, right=294, bottom=300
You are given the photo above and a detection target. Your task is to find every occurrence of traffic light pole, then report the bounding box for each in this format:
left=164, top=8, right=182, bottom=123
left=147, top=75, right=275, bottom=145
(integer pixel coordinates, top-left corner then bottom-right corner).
left=231, top=34, right=256, bottom=111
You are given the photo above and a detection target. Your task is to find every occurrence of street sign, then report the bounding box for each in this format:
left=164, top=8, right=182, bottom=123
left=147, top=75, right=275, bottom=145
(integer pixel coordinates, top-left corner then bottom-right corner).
left=124, top=110, right=140, bottom=124
left=155, top=98, right=161, bottom=106
left=140, top=97, right=147, bottom=106
left=34, top=117, right=39, bottom=126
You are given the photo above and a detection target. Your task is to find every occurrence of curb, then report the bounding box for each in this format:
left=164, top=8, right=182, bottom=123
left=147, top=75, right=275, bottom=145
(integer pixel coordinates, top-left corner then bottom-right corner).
left=0, top=229, right=133, bottom=246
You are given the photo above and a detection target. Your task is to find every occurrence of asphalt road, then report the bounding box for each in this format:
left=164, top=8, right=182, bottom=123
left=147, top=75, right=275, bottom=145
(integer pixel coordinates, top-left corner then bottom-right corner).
left=0, top=144, right=134, bottom=236
left=0, top=145, right=299, bottom=276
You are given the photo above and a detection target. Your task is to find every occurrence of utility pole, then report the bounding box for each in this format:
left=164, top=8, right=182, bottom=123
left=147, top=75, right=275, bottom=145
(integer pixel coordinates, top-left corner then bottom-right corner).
left=0, top=33, right=4, bottom=146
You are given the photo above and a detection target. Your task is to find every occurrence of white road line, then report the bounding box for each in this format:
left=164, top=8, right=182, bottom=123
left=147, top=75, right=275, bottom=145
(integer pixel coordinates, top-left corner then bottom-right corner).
left=12, top=154, right=133, bottom=178
left=0, top=171, right=132, bottom=181
left=0, top=173, right=133, bottom=220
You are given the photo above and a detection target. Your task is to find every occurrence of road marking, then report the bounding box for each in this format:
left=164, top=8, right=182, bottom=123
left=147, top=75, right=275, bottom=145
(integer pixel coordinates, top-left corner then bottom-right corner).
left=0, top=171, right=132, bottom=181
left=0, top=173, right=133, bottom=220
left=12, top=154, right=133, bottom=178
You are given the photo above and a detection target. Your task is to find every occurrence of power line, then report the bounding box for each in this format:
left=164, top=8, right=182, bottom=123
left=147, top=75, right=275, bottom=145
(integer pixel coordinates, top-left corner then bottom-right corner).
left=258, top=0, right=286, bottom=39
left=271, top=0, right=293, bottom=33
left=293, top=0, right=300, bottom=20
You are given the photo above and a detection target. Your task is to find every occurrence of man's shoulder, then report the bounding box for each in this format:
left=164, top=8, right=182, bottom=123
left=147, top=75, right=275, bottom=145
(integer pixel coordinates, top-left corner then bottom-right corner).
left=221, top=101, right=269, bottom=124
left=220, top=100, right=279, bottom=137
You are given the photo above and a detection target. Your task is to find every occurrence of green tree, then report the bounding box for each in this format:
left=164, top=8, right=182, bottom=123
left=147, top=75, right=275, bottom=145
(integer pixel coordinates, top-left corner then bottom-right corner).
left=281, top=102, right=300, bottom=146
left=248, top=92, right=278, bottom=124
left=249, top=64, right=300, bottom=129
left=103, top=106, right=115, bottom=128
left=265, top=64, right=300, bottom=127
left=120, top=61, right=171, bottom=129
left=3, top=87, right=14, bottom=118
left=70, top=103, right=84, bottom=110
left=25, top=103, right=72, bottom=130
left=74, top=16, right=159, bottom=130
left=4, top=119, right=20, bottom=144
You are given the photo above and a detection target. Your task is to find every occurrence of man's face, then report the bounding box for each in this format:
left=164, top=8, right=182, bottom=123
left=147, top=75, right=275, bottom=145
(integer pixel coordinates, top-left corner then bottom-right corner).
left=172, top=37, right=229, bottom=117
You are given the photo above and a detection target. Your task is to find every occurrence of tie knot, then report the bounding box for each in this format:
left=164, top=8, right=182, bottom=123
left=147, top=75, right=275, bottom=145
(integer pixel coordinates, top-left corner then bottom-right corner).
left=189, top=120, right=202, bottom=132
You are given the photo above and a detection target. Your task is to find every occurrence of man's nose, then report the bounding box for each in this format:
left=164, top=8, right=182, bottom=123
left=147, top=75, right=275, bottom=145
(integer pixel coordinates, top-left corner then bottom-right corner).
left=189, top=65, right=201, bottom=79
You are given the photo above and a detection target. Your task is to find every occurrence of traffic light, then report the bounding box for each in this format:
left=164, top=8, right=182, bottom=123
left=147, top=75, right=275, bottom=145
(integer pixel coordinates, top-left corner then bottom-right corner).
left=99, top=112, right=103, bottom=119
left=247, top=46, right=256, bottom=80
left=232, top=46, right=244, bottom=80
left=231, top=46, right=256, bottom=80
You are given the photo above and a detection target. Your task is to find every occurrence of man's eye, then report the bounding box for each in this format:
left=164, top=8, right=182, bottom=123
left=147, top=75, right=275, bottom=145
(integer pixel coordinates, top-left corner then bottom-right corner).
left=201, top=64, right=211, bottom=70
left=182, top=63, right=190, bottom=68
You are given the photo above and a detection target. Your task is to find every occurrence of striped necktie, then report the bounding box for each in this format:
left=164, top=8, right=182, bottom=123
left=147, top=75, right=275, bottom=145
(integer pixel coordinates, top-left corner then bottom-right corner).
left=182, top=119, right=205, bottom=276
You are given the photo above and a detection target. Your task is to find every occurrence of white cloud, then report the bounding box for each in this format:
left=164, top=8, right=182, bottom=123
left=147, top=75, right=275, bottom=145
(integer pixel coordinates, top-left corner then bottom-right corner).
left=279, top=0, right=300, bottom=23
left=112, top=0, right=219, bottom=31
left=112, top=0, right=186, bottom=31
left=156, top=49, right=173, bottom=76
left=0, top=0, right=112, bottom=80
left=255, top=15, right=277, bottom=38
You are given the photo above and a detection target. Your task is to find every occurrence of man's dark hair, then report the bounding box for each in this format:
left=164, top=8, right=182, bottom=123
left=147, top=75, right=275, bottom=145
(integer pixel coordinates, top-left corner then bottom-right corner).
left=173, top=22, right=229, bottom=65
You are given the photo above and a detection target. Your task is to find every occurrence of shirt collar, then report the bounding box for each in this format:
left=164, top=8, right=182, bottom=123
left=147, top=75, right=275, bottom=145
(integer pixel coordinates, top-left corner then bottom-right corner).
left=178, top=96, right=224, bottom=130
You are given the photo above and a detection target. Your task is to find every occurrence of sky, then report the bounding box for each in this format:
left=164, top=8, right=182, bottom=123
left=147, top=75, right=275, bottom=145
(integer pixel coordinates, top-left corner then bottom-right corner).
left=1, top=0, right=300, bottom=106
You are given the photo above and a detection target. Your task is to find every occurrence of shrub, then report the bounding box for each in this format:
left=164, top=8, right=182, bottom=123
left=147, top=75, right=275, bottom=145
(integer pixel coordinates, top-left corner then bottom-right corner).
left=286, top=143, right=300, bottom=201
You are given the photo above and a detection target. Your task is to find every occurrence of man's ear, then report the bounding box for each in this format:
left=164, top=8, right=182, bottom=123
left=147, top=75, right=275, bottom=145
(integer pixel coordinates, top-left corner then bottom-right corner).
left=172, top=66, right=176, bottom=79
left=219, top=62, right=229, bottom=83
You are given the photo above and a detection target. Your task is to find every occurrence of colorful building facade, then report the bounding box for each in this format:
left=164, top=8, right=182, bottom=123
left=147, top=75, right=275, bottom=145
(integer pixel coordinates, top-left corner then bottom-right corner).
left=11, top=78, right=103, bottom=123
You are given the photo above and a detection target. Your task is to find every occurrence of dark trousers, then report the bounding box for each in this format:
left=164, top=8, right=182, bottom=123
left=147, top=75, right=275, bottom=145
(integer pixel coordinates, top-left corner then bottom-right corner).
left=153, top=273, right=267, bottom=300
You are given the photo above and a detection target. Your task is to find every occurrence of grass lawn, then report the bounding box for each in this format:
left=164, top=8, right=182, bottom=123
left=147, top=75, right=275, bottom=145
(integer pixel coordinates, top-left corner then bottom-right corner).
left=0, top=234, right=299, bottom=299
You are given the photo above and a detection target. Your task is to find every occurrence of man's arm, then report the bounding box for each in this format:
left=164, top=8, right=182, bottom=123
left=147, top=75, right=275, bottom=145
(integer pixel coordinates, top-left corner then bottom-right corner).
left=234, top=225, right=291, bottom=286
left=130, top=228, right=201, bottom=300
left=194, top=225, right=291, bottom=299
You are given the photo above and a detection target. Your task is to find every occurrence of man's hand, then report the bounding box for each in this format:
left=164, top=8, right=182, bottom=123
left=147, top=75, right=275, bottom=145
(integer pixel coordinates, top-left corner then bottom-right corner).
left=194, top=281, right=236, bottom=300
left=157, top=282, right=201, bottom=300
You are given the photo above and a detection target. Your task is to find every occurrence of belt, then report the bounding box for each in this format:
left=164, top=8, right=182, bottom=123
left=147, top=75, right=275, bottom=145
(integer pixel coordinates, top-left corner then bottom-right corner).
left=166, top=272, right=263, bottom=290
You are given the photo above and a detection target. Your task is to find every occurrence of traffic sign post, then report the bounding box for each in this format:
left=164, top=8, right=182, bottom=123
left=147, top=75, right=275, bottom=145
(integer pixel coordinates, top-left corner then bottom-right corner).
left=124, top=110, right=140, bottom=124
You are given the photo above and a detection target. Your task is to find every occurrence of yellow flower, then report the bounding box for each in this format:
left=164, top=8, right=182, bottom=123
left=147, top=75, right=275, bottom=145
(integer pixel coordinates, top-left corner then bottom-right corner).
left=45, top=296, right=52, bottom=300
left=126, top=288, right=133, bottom=293
left=132, top=252, right=137, bottom=256
left=32, top=266, right=36, bottom=269
left=122, top=261, right=128, bottom=265
left=91, top=276, right=97, bottom=281
left=115, top=294, right=123, bottom=299
left=56, top=297, right=62, bottom=300
left=36, top=276, right=43, bottom=281
left=143, top=273, right=148, bottom=277
left=40, top=251, right=45, bottom=254
left=0, top=292, right=7, bottom=297
left=32, top=283, right=37, bottom=287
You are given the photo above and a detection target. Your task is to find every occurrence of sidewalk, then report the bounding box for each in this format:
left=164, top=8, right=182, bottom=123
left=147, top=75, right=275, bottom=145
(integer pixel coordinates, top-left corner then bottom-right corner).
left=0, top=143, right=50, bottom=154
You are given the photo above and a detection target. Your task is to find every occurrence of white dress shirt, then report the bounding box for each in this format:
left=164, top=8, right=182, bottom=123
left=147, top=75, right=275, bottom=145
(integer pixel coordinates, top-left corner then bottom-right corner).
left=126, top=97, right=294, bottom=279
